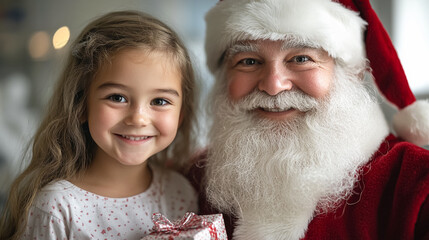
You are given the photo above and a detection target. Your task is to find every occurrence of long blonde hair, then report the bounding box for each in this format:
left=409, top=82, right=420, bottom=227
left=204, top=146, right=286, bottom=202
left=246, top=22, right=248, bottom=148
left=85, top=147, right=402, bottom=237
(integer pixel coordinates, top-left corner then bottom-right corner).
left=0, top=10, right=197, bottom=239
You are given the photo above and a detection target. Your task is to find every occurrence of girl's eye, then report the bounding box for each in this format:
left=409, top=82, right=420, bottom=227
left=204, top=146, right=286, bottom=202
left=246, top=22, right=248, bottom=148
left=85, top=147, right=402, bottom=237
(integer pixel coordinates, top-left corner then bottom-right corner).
left=151, top=98, right=170, bottom=106
left=291, top=55, right=311, bottom=63
left=108, top=94, right=127, bottom=103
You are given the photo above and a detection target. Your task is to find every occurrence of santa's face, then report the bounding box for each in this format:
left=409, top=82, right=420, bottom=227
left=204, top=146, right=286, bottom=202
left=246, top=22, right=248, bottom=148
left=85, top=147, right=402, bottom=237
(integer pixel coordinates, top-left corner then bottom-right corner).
left=225, top=40, right=335, bottom=122
left=205, top=43, right=389, bottom=239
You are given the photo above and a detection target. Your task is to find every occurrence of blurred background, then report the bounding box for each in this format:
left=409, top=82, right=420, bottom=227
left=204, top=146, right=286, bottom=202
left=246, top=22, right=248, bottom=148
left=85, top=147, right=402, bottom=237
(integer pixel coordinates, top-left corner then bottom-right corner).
left=0, top=0, right=428, bottom=209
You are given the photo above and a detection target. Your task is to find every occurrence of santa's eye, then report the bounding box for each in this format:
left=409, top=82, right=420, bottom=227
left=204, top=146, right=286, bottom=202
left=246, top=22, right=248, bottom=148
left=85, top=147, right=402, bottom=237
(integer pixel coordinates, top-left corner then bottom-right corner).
left=290, top=55, right=311, bottom=64
left=239, top=58, right=258, bottom=66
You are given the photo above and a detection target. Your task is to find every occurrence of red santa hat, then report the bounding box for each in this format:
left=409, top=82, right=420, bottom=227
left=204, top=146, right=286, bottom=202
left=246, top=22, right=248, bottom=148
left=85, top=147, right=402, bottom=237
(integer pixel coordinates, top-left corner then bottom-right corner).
left=205, top=0, right=429, bottom=146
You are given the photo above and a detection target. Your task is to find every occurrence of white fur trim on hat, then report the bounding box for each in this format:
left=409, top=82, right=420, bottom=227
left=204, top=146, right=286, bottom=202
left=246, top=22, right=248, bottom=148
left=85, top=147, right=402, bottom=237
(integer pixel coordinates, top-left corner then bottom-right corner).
left=393, top=100, right=429, bottom=146
left=205, top=0, right=367, bottom=73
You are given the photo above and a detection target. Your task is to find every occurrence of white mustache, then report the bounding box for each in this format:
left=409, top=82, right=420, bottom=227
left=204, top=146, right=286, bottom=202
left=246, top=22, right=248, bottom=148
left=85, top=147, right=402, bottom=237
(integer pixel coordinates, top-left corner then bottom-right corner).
left=236, top=90, right=320, bottom=112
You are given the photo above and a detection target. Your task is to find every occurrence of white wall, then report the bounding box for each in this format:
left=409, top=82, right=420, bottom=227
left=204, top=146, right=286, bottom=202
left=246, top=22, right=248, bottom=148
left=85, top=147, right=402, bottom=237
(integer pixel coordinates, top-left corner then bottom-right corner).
left=393, top=0, right=429, bottom=96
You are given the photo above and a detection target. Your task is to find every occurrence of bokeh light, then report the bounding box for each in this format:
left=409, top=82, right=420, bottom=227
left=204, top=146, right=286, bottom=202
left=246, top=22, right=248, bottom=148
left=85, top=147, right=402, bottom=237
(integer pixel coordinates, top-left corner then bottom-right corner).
left=28, top=31, right=50, bottom=59
left=52, top=26, right=70, bottom=49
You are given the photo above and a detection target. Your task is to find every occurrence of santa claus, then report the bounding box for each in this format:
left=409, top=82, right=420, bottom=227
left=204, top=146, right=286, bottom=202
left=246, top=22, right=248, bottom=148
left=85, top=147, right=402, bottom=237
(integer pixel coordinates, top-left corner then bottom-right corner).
left=188, top=0, right=429, bottom=239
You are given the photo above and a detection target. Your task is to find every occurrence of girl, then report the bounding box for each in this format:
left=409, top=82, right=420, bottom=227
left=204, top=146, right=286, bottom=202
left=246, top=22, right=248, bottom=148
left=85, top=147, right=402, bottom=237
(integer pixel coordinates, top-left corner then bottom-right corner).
left=0, top=10, right=198, bottom=239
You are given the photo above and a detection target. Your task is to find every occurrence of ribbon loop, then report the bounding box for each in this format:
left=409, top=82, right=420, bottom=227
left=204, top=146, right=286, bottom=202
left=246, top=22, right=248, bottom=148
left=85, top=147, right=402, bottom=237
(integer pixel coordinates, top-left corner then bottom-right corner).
left=151, top=212, right=211, bottom=234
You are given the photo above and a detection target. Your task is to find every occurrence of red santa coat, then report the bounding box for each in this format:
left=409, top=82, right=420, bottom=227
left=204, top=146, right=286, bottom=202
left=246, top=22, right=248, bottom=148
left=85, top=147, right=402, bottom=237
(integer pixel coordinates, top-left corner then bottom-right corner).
left=187, top=134, right=429, bottom=239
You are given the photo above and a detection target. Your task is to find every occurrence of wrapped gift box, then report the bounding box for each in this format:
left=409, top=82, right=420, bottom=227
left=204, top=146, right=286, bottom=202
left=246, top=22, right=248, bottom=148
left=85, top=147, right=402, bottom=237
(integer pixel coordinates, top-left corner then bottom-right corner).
left=141, top=212, right=227, bottom=240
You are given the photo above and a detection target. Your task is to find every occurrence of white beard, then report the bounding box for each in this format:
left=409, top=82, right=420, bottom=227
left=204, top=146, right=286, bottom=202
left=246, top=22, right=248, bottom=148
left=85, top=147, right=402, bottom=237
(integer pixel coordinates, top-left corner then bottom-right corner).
left=205, top=66, right=389, bottom=240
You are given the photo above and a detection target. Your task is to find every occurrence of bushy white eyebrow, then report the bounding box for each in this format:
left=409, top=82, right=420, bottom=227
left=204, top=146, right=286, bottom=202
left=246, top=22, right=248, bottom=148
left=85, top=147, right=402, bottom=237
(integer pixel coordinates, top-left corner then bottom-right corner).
left=226, top=43, right=259, bottom=59
left=281, top=40, right=329, bottom=60
left=227, top=40, right=318, bottom=56
left=222, top=39, right=325, bottom=64
left=281, top=42, right=308, bottom=50
left=281, top=36, right=319, bottom=50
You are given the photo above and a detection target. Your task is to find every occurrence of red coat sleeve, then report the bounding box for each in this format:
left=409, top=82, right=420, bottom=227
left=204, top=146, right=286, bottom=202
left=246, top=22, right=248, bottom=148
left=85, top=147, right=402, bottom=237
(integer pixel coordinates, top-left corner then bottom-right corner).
left=305, top=135, right=429, bottom=240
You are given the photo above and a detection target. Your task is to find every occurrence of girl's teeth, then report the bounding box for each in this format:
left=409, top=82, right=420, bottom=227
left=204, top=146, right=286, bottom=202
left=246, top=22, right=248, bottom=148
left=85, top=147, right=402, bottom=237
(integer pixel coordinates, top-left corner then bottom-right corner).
left=121, top=135, right=149, bottom=141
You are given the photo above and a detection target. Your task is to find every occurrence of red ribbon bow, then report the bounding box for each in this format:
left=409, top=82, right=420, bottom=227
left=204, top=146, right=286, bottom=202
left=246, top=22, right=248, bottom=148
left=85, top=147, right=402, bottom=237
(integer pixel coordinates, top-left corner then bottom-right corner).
left=150, top=212, right=217, bottom=239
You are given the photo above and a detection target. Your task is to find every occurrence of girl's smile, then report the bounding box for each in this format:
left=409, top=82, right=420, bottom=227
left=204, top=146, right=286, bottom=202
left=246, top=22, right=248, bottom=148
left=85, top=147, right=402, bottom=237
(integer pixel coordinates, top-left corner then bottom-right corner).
left=115, top=134, right=154, bottom=145
left=118, top=134, right=152, bottom=141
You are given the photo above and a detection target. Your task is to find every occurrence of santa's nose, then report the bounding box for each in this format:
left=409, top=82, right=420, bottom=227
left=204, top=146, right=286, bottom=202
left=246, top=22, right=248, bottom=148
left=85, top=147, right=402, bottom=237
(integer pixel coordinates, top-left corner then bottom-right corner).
left=258, top=61, right=293, bottom=95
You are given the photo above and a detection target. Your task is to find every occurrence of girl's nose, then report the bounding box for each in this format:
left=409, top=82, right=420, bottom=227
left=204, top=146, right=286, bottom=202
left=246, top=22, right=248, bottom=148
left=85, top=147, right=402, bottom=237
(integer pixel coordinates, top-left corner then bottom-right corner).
left=258, top=61, right=293, bottom=96
left=124, top=106, right=149, bottom=127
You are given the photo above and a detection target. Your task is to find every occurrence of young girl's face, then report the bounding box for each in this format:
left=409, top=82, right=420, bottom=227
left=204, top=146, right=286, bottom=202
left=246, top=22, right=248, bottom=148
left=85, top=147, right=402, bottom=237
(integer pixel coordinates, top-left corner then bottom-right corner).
left=86, top=49, right=182, bottom=166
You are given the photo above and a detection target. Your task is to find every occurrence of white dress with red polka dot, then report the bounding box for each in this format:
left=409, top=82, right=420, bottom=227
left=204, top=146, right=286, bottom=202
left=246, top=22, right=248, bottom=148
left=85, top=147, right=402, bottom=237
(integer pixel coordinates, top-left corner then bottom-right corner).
left=22, top=165, right=198, bottom=240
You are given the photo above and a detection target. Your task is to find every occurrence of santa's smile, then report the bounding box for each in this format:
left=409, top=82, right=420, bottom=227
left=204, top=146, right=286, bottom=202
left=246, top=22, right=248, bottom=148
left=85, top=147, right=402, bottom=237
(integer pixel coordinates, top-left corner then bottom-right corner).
left=260, top=107, right=292, bottom=112
left=254, top=107, right=301, bottom=120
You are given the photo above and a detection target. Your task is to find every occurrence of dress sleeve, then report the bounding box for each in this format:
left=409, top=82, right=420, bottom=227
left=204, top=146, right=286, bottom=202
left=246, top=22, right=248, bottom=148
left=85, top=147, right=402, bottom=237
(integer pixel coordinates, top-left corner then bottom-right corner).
left=21, top=206, right=68, bottom=240
left=158, top=168, right=198, bottom=221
